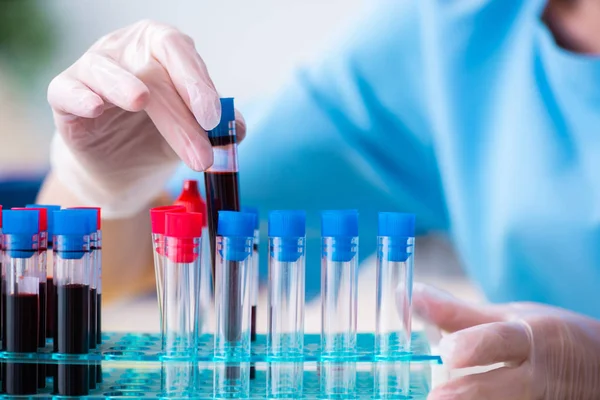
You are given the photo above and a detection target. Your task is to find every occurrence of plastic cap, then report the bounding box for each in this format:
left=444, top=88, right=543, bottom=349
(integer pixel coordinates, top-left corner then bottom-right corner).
left=321, top=210, right=359, bottom=237
left=69, top=208, right=99, bottom=235
left=0, top=205, right=2, bottom=228
left=53, top=210, right=91, bottom=236
left=2, top=210, right=39, bottom=235
left=378, top=212, right=416, bottom=237
left=165, top=212, right=203, bottom=238
left=269, top=210, right=306, bottom=237
left=12, top=208, right=48, bottom=232
left=217, top=211, right=255, bottom=237
left=242, top=206, right=260, bottom=229
left=150, top=205, right=186, bottom=235
left=219, top=98, right=235, bottom=123
left=174, top=180, right=207, bottom=227
left=26, top=205, right=61, bottom=236
left=71, top=207, right=102, bottom=229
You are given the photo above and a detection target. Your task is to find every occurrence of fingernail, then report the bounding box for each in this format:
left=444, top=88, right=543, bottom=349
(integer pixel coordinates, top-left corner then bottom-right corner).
left=188, top=84, right=221, bottom=130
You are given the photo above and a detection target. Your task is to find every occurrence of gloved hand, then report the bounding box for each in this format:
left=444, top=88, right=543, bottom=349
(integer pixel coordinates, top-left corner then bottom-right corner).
left=47, top=20, right=246, bottom=218
left=411, top=283, right=600, bottom=400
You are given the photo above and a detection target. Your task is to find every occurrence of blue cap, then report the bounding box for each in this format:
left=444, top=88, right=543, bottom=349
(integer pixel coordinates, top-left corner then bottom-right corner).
left=208, top=98, right=235, bottom=137
left=321, top=210, right=359, bottom=237
left=378, top=212, right=416, bottom=237
left=53, top=210, right=89, bottom=259
left=27, top=205, right=61, bottom=237
left=217, top=211, right=256, bottom=238
left=269, top=210, right=306, bottom=237
left=2, top=210, right=39, bottom=257
left=70, top=209, right=98, bottom=235
left=241, top=206, right=259, bottom=230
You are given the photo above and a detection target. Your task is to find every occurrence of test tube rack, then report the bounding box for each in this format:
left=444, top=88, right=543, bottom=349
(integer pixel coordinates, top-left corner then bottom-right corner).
left=0, top=331, right=441, bottom=398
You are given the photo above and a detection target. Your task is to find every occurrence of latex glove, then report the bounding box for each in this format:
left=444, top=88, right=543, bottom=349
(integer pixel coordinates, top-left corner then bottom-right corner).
left=47, top=20, right=246, bottom=218
left=411, top=283, right=600, bottom=400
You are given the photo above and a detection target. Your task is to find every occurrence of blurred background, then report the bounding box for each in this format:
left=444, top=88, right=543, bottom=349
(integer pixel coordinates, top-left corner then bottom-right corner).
left=0, top=0, right=482, bottom=331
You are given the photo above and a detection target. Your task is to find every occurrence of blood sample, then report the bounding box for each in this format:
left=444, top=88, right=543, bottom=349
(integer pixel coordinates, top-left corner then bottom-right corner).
left=203, top=98, right=241, bottom=285
left=53, top=210, right=90, bottom=396
left=1, top=209, right=40, bottom=395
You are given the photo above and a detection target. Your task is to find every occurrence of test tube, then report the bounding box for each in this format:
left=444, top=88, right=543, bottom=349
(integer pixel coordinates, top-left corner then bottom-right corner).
left=150, top=205, right=186, bottom=336
left=321, top=210, right=359, bottom=357
left=319, top=361, right=357, bottom=398
left=241, top=206, right=260, bottom=343
left=53, top=209, right=91, bottom=396
left=373, top=361, right=411, bottom=398
left=27, top=204, right=61, bottom=341
left=0, top=205, right=3, bottom=352
left=13, top=207, right=48, bottom=389
left=1, top=210, right=40, bottom=395
left=162, top=212, right=203, bottom=357
left=204, top=98, right=241, bottom=286
left=214, top=211, right=255, bottom=360
left=174, top=180, right=214, bottom=334
left=267, top=210, right=306, bottom=359
left=267, top=362, right=304, bottom=398
left=376, top=212, right=415, bottom=356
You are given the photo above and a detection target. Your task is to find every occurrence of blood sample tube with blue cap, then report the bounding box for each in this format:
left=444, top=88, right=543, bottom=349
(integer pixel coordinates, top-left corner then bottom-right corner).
left=162, top=211, right=203, bottom=357
left=376, top=212, right=415, bottom=356
left=27, top=204, right=61, bottom=341
left=150, top=205, right=185, bottom=337
left=267, top=210, right=306, bottom=359
left=204, top=98, right=241, bottom=287
left=1, top=209, right=40, bottom=395
left=214, top=210, right=255, bottom=360
left=53, top=209, right=90, bottom=396
left=321, top=210, right=359, bottom=357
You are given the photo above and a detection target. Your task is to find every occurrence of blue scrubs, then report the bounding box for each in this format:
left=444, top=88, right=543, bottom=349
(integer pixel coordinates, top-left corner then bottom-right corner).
left=168, top=0, right=600, bottom=317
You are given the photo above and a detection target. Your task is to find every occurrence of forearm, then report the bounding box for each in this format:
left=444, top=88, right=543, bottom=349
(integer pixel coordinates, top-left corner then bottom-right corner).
left=37, top=172, right=173, bottom=303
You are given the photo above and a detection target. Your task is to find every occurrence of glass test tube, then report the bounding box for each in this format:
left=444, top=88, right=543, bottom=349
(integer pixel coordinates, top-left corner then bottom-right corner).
left=1, top=210, right=40, bottom=395
left=267, top=362, right=304, bottom=399
left=319, top=361, right=357, bottom=399
left=162, top=212, right=203, bottom=357
left=267, top=210, right=306, bottom=359
left=241, top=206, right=260, bottom=343
left=320, top=210, right=359, bottom=357
left=150, top=205, right=186, bottom=337
left=28, top=204, right=61, bottom=341
left=53, top=210, right=91, bottom=397
left=204, top=98, right=241, bottom=287
left=214, top=211, right=255, bottom=360
left=15, top=207, right=49, bottom=389
left=213, top=362, right=250, bottom=399
left=373, top=361, right=411, bottom=398
left=376, top=212, right=415, bottom=356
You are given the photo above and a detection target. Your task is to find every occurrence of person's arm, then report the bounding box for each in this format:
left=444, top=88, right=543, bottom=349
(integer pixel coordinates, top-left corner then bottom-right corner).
left=169, top=1, right=449, bottom=297
left=37, top=172, right=173, bottom=302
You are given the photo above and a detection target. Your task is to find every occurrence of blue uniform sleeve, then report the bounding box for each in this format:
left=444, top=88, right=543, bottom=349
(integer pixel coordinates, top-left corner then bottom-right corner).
left=169, top=1, right=449, bottom=299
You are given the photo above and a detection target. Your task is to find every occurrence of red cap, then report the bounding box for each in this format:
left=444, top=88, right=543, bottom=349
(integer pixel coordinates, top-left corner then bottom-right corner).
left=150, top=205, right=185, bottom=235
left=71, top=207, right=102, bottom=229
left=12, top=207, right=48, bottom=232
left=165, top=212, right=202, bottom=263
left=174, top=180, right=207, bottom=227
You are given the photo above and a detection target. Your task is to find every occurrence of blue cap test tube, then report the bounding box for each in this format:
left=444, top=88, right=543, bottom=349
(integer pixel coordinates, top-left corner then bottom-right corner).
left=214, top=210, right=256, bottom=359
left=53, top=210, right=91, bottom=396
left=321, top=210, right=359, bottom=357
left=2, top=210, right=40, bottom=395
left=267, top=210, right=306, bottom=359
left=376, top=212, right=416, bottom=356
left=241, top=206, right=259, bottom=343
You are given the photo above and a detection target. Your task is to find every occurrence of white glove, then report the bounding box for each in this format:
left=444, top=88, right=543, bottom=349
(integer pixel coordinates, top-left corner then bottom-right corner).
left=411, top=283, right=600, bottom=400
left=47, top=20, right=246, bottom=218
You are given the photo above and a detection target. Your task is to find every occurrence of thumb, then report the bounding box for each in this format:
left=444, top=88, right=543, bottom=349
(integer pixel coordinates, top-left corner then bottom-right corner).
left=410, top=283, right=502, bottom=333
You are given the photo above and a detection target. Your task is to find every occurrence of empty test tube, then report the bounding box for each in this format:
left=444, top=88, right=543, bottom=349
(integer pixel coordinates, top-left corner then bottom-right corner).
left=53, top=210, right=91, bottom=397
left=267, top=210, right=306, bottom=359
left=321, top=210, right=359, bottom=357
left=214, top=211, right=255, bottom=360
left=241, top=206, right=260, bottom=343
left=162, top=212, right=203, bottom=357
left=1, top=210, right=40, bottom=395
left=376, top=212, right=415, bottom=356
left=150, top=205, right=186, bottom=337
